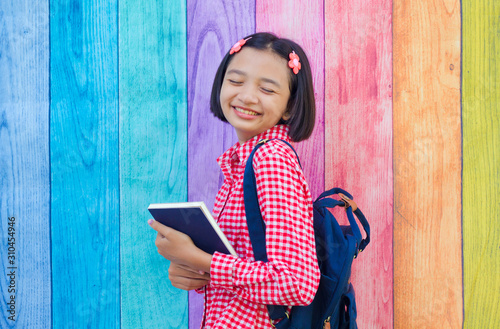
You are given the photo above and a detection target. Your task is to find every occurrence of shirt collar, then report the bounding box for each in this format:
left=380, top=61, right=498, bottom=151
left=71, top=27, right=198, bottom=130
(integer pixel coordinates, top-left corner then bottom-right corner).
left=217, top=124, right=291, bottom=169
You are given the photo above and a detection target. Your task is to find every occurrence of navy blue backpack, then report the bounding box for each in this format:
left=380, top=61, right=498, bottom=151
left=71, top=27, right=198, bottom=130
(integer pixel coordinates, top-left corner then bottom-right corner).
left=243, top=139, right=370, bottom=329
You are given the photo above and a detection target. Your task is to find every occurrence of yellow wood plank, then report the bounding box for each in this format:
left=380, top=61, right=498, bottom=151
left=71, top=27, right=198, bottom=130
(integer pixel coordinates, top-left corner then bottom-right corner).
left=393, top=0, right=463, bottom=327
left=463, top=0, right=500, bottom=327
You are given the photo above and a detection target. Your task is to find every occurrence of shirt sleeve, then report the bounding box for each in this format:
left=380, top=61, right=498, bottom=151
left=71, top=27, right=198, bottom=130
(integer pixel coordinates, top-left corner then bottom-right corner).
left=209, top=141, right=321, bottom=306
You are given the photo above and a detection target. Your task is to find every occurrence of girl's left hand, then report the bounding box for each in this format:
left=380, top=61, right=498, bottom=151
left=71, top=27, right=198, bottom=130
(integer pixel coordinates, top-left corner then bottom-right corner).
left=168, top=262, right=210, bottom=291
left=149, top=219, right=212, bottom=273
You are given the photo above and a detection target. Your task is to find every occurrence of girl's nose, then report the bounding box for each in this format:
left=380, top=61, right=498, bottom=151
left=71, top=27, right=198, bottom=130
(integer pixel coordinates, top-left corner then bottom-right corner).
left=237, top=87, right=258, bottom=104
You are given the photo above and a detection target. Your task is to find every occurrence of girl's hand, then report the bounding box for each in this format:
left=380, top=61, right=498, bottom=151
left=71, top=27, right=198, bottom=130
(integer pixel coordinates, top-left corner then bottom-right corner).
left=168, top=262, right=210, bottom=291
left=148, top=219, right=212, bottom=273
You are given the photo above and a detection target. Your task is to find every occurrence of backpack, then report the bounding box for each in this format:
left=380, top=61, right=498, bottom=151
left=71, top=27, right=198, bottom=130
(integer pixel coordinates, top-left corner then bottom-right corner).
left=243, top=139, right=370, bottom=329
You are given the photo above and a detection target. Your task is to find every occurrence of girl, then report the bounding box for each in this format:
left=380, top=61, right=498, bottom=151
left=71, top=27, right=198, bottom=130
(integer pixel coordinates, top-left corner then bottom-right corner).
left=149, top=32, right=320, bottom=328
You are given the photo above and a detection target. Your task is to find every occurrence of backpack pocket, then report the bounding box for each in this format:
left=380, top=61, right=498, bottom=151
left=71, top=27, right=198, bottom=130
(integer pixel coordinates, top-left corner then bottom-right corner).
left=339, top=283, right=357, bottom=329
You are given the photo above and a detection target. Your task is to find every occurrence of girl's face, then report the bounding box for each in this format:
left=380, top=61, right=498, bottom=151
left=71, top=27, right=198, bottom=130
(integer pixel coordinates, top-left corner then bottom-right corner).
left=220, top=47, right=291, bottom=144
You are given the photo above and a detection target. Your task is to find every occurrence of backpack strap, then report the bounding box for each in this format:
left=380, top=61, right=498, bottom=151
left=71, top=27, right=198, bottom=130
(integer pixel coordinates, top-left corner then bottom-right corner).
left=316, top=188, right=370, bottom=254
left=243, top=138, right=300, bottom=262
left=243, top=138, right=295, bottom=322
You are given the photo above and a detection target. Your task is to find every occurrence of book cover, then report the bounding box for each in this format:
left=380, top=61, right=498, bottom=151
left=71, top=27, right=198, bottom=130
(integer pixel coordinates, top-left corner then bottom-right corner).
left=148, top=202, right=237, bottom=256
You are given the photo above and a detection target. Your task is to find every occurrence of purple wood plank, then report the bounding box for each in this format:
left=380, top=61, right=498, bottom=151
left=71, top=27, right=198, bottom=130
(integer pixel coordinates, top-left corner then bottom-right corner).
left=187, top=1, right=255, bottom=328
left=256, top=0, right=325, bottom=199
left=325, top=0, right=393, bottom=328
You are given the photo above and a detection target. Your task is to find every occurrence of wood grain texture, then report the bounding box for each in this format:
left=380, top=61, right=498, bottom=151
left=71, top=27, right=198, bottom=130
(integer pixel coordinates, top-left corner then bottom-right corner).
left=324, top=1, right=393, bottom=328
left=0, top=1, right=50, bottom=328
left=187, top=1, right=254, bottom=327
left=50, top=0, right=119, bottom=328
left=462, top=0, right=500, bottom=327
left=256, top=0, right=325, bottom=199
left=119, top=0, right=188, bottom=328
left=393, top=0, right=462, bottom=327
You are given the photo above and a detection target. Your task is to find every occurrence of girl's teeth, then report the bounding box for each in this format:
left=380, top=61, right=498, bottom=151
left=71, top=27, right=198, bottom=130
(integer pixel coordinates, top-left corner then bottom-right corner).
left=235, top=107, right=258, bottom=116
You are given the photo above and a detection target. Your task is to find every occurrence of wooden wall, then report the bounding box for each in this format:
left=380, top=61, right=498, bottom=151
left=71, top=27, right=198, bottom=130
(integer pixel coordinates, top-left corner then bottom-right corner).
left=0, top=0, right=498, bottom=328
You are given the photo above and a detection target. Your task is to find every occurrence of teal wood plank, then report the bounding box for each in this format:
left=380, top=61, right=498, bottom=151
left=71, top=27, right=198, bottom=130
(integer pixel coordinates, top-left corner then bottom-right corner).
left=119, top=0, right=188, bottom=328
left=186, top=1, right=255, bottom=327
left=0, top=1, right=50, bottom=328
left=50, top=0, right=119, bottom=328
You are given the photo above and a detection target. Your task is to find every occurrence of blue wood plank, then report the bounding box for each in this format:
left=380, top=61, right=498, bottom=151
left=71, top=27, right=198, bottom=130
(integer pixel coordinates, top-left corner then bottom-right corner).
left=119, top=0, right=188, bottom=328
left=50, top=0, right=119, bottom=328
left=186, top=1, right=255, bottom=327
left=0, top=1, right=50, bottom=328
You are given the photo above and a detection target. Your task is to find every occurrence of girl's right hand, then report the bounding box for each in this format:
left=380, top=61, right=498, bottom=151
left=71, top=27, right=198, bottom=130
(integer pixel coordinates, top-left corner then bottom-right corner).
left=168, top=262, right=210, bottom=291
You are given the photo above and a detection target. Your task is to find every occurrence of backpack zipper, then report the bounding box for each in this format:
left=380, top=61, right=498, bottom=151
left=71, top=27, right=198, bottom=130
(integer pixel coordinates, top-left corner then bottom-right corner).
left=323, top=316, right=331, bottom=329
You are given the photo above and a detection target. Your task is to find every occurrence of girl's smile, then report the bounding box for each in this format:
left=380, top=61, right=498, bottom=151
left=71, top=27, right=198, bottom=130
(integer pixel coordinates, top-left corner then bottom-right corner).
left=234, top=106, right=259, bottom=117
left=220, top=47, right=291, bottom=144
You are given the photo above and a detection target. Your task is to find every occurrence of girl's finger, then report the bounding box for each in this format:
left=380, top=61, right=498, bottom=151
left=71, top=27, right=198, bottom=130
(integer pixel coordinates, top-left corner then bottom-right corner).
left=172, top=263, right=210, bottom=279
left=148, top=218, right=170, bottom=234
left=171, top=277, right=210, bottom=291
left=149, top=219, right=183, bottom=240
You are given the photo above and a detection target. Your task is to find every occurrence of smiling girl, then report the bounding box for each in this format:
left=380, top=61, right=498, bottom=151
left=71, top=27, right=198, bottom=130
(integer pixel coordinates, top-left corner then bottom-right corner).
left=149, top=32, right=320, bottom=328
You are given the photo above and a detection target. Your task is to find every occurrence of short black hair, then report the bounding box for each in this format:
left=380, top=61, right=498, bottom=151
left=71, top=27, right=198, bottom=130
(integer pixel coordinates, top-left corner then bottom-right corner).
left=210, top=32, right=316, bottom=142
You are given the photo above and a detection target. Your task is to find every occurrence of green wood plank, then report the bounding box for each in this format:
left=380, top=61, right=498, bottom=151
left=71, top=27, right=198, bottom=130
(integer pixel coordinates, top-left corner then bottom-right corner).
left=50, top=0, right=120, bottom=327
left=0, top=1, right=51, bottom=327
left=463, top=0, right=500, bottom=327
left=119, top=0, right=188, bottom=327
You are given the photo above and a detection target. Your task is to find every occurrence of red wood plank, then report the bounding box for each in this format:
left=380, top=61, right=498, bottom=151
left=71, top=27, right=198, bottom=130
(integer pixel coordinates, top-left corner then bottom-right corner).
left=256, top=0, right=325, bottom=199
left=186, top=1, right=255, bottom=328
left=325, top=1, right=393, bottom=327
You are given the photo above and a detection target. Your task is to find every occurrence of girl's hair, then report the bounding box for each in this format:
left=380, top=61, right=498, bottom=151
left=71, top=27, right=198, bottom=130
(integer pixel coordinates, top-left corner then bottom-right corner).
left=210, top=32, right=316, bottom=142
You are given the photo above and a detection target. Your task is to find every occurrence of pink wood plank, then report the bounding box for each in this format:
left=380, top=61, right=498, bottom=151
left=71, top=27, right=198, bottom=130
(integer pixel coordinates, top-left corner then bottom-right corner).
left=325, top=1, right=393, bottom=328
left=256, top=0, right=325, bottom=199
left=186, top=1, right=255, bottom=328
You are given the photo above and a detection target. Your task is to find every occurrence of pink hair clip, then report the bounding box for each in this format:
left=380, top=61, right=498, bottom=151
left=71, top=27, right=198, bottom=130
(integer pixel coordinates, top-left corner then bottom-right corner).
left=288, top=51, right=301, bottom=74
left=229, top=37, right=251, bottom=55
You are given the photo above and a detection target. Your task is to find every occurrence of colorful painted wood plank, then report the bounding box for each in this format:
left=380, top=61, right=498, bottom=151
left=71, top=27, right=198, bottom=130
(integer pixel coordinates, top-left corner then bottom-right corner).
left=50, top=0, right=119, bottom=327
left=0, top=1, right=50, bottom=328
left=393, top=0, right=462, bottom=327
left=119, top=0, right=188, bottom=328
left=462, top=0, right=500, bottom=327
left=324, top=0, right=393, bottom=327
left=187, top=1, right=255, bottom=327
left=256, top=0, right=325, bottom=199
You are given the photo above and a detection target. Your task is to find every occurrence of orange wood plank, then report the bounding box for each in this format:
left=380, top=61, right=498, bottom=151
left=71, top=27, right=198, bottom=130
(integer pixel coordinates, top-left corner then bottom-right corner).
left=325, top=1, right=393, bottom=327
left=393, top=0, right=462, bottom=327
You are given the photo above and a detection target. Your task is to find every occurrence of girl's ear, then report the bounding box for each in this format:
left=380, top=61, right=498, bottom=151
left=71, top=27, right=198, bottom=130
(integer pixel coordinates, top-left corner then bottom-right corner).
left=282, top=111, right=291, bottom=121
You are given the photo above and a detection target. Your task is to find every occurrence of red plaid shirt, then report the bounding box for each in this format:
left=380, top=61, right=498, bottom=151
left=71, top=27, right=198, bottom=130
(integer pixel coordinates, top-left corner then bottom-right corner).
left=200, top=125, right=320, bottom=328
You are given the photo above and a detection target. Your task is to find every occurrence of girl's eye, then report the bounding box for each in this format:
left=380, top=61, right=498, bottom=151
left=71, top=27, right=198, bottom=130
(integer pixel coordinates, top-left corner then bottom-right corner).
left=229, top=79, right=242, bottom=85
left=261, top=87, right=275, bottom=94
